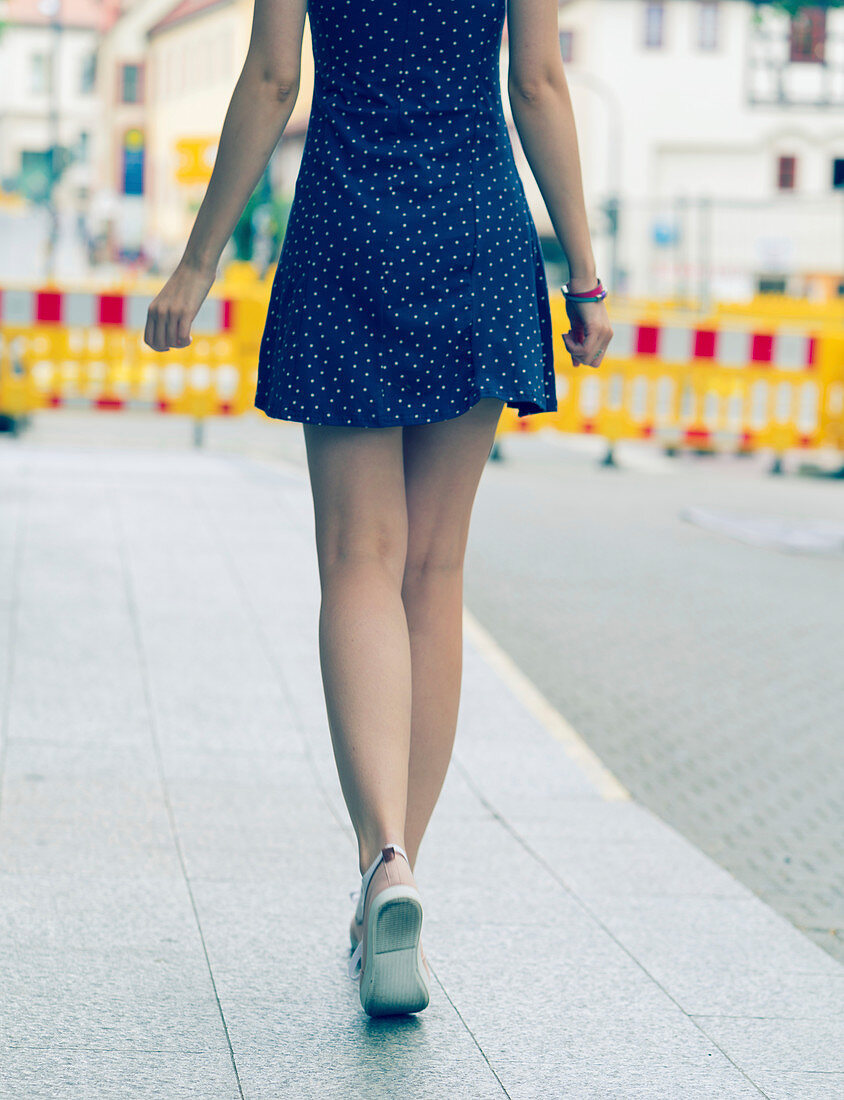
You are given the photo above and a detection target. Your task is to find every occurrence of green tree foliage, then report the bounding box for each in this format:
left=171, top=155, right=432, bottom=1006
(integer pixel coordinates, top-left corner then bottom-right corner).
left=753, top=1, right=842, bottom=19
left=231, top=163, right=293, bottom=266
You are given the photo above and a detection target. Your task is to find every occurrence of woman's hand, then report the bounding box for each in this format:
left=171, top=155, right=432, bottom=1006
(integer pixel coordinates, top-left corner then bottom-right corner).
left=143, top=260, right=217, bottom=353
left=562, top=296, right=614, bottom=369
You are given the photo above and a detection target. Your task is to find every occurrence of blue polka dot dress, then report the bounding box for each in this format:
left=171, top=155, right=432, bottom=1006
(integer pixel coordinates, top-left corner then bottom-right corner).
left=254, top=0, right=558, bottom=427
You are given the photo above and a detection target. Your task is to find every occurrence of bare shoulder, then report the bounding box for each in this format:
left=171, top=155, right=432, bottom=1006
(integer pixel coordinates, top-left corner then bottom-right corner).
left=246, top=0, right=308, bottom=88
left=506, top=0, right=567, bottom=90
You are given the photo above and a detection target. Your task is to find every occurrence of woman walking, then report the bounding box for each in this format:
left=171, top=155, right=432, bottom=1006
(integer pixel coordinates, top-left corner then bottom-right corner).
left=145, top=0, right=611, bottom=1018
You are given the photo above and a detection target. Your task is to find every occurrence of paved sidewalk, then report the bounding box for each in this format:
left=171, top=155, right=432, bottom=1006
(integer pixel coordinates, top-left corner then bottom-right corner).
left=0, top=442, right=842, bottom=1100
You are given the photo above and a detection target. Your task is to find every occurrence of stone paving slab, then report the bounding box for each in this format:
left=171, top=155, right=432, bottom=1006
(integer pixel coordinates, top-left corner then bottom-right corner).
left=0, top=1050, right=240, bottom=1100
left=0, top=443, right=842, bottom=1099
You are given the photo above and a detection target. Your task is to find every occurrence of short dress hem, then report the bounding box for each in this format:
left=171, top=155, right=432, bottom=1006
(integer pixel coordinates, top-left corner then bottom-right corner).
left=254, top=384, right=554, bottom=429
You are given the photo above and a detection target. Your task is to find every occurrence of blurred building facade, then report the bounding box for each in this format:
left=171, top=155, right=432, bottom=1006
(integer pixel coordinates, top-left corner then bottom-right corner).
left=112, top=0, right=315, bottom=270
left=145, top=0, right=255, bottom=265
left=0, top=0, right=113, bottom=207
left=1, top=0, right=842, bottom=302
left=551, top=1, right=844, bottom=301
left=92, top=0, right=175, bottom=261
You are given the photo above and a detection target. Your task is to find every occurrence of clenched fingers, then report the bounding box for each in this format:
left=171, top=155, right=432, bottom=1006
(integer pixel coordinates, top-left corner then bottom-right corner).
left=144, top=301, right=192, bottom=353
left=563, top=327, right=614, bottom=368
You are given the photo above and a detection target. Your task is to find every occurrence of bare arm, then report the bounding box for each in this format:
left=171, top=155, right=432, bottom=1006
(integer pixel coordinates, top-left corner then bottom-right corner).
left=145, top=0, right=307, bottom=352
left=506, top=0, right=611, bottom=367
left=506, top=0, right=595, bottom=286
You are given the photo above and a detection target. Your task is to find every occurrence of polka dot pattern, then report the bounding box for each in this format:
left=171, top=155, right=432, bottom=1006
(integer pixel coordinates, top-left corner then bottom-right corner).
left=255, top=0, right=558, bottom=427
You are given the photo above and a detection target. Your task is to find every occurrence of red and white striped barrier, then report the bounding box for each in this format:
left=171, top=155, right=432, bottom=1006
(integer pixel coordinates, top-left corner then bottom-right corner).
left=610, top=321, right=817, bottom=371
left=40, top=395, right=239, bottom=415
left=0, top=288, right=233, bottom=335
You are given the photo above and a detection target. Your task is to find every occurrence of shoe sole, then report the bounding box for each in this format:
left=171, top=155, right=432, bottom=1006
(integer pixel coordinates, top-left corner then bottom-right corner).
left=359, top=885, right=430, bottom=1018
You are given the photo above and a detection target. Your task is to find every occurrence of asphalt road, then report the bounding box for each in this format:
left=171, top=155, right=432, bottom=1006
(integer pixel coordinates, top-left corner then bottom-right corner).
left=6, top=411, right=844, bottom=964
left=466, top=431, right=844, bottom=964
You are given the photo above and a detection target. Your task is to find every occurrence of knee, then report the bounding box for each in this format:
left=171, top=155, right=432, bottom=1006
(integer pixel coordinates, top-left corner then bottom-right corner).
left=402, top=545, right=464, bottom=594
left=319, top=521, right=407, bottom=585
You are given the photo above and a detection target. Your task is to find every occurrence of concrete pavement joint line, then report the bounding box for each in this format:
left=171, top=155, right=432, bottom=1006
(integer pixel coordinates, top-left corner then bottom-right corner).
left=3, top=1046, right=225, bottom=1054
left=449, top=759, right=771, bottom=1098
left=461, top=606, right=631, bottom=802
left=110, top=485, right=246, bottom=1100
left=427, top=968, right=513, bottom=1100
left=692, top=1014, right=843, bottom=1021
left=192, top=484, right=352, bottom=839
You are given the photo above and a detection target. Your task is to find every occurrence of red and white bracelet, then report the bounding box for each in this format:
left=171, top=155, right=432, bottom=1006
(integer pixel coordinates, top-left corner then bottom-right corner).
left=561, top=279, right=607, bottom=303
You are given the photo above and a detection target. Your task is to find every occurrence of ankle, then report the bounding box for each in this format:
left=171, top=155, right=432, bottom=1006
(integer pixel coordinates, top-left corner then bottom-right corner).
left=358, top=836, right=408, bottom=876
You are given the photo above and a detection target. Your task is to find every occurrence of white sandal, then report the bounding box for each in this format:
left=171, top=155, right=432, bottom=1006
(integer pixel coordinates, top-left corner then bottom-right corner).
left=347, top=843, right=430, bottom=1017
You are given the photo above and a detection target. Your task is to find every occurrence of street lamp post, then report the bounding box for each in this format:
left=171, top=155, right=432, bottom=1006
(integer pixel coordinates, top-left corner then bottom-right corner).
left=38, top=0, right=62, bottom=281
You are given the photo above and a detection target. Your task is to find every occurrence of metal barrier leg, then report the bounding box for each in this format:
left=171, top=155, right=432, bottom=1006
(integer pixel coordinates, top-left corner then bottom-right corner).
left=193, top=418, right=205, bottom=448
left=600, top=442, right=617, bottom=467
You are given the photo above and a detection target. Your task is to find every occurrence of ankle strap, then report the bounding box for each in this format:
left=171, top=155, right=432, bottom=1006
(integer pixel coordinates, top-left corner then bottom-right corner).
left=381, top=843, right=410, bottom=866
left=355, top=843, right=410, bottom=924
left=360, top=843, right=410, bottom=881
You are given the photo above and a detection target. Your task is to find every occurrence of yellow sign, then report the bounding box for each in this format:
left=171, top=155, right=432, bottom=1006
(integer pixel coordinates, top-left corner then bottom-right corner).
left=125, top=128, right=144, bottom=151
left=174, top=138, right=217, bottom=185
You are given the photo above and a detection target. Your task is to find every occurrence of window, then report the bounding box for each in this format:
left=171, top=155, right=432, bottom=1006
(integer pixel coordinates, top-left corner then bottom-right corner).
left=120, top=63, right=143, bottom=104
left=30, top=53, right=51, bottom=95
left=644, top=3, right=665, bottom=49
left=789, top=5, right=826, bottom=64
left=833, top=158, right=844, bottom=189
left=80, top=52, right=96, bottom=94
left=559, top=30, right=573, bottom=63
left=697, top=2, right=718, bottom=51
left=758, top=276, right=788, bottom=294
left=777, top=155, right=797, bottom=191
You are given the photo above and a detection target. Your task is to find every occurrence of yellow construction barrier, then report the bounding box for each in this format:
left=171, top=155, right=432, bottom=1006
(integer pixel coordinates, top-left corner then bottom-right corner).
left=499, top=297, right=844, bottom=455
left=1, top=269, right=842, bottom=456
left=0, top=266, right=270, bottom=420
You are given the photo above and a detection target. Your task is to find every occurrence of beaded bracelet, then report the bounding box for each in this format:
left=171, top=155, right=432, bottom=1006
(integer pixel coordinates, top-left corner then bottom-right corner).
left=561, top=279, right=608, bottom=303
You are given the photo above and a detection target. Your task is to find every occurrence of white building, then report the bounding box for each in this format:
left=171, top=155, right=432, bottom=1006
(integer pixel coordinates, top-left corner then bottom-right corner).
left=545, top=1, right=844, bottom=301
left=91, top=0, right=181, bottom=262
left=0, top=0, right=108, bottom=208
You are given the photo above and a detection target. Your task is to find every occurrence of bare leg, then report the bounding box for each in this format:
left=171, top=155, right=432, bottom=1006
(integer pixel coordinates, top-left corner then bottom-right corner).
left=303, top=397, right=503, bottom=899
left=302, top=422, right=412, bottom=877
left=401, top=398, right=505, bottom=870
